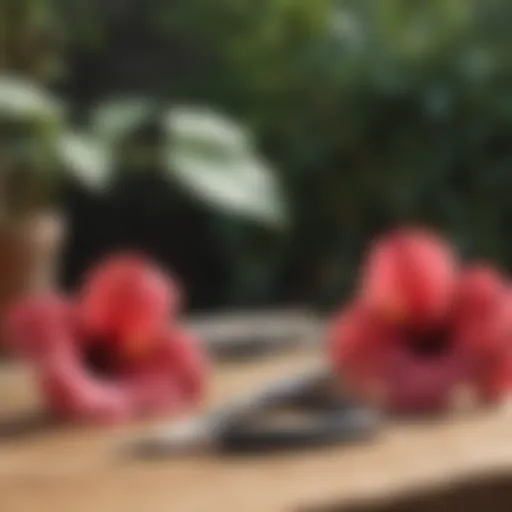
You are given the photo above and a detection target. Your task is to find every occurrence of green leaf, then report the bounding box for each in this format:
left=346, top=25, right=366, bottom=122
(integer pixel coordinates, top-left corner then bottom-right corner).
left=91, top=98, right=155, bottom=144
left=167, top=106, right=253, bottom=152
left=55, top=132, right=113, bottom=189
left=0, top=75, right=63, bottom=123
left=165, top=107, right=286, bottom=227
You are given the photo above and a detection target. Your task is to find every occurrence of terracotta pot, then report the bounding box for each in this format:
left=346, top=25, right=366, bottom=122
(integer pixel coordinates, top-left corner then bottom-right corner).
left=0, top=210, right=65, bottom=354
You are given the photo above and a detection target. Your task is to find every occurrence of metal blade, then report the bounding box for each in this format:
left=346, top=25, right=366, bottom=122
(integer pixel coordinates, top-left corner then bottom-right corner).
left=127, top=365, right=330, bottom=457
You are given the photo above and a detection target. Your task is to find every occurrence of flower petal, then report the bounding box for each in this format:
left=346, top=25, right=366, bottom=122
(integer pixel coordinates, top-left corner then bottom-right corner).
left=120, top=329, right=208, bottom=416
left=452, top=265, right=507, bottom=325
left=359, top=228, right=458, bottom=327
left=39, top=349, right=131, bottom=424
left=160, top=328, right=209, bottom=403
left=327, top=304, right=395, bottom=405
left=453, top=273, right=512, bottom=403
left=4, top=295, right=76, bottom=363
left=79, top=253, right=179, bottom=355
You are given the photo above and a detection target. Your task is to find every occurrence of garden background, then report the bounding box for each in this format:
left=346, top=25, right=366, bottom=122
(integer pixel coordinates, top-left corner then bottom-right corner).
left=9, top=0, right=512, bottom=311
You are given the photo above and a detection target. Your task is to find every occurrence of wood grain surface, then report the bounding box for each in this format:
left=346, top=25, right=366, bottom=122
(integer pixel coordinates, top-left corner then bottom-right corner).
left=2, top=349, right=512, bottom=512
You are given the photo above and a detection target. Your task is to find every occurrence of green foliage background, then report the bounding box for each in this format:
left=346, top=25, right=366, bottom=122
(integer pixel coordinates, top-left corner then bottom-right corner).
left=36, top=0, right=512, bottom=307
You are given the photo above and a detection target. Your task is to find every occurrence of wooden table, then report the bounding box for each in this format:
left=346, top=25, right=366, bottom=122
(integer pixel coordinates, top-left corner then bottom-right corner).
left=3, top=349, right=512, bottom=512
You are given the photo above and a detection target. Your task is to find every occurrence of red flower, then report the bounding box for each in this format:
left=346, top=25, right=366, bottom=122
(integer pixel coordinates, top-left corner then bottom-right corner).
left=5, top=254, right=207, bottom=424
left=330, top=230, right=512, bottom=413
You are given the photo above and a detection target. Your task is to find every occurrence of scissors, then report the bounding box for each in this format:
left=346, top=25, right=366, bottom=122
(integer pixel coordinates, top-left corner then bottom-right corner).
left=127, top=365, right=380, bottom=456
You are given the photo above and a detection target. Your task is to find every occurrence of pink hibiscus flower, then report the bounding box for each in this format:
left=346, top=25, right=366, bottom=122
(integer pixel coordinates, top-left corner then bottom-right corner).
left=329, top=229, right=512, bottom=413
left=4, top=254, right=208, bottom=424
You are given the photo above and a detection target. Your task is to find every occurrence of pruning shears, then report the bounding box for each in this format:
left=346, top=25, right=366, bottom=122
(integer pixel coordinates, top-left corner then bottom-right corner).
left=128, top=365, right=379, bottom=456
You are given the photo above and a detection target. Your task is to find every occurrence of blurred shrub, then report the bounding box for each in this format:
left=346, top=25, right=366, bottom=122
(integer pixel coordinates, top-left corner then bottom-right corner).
left=0, top=0, right=64, bottom=81
left=49, top=0, right=512, bottom=307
